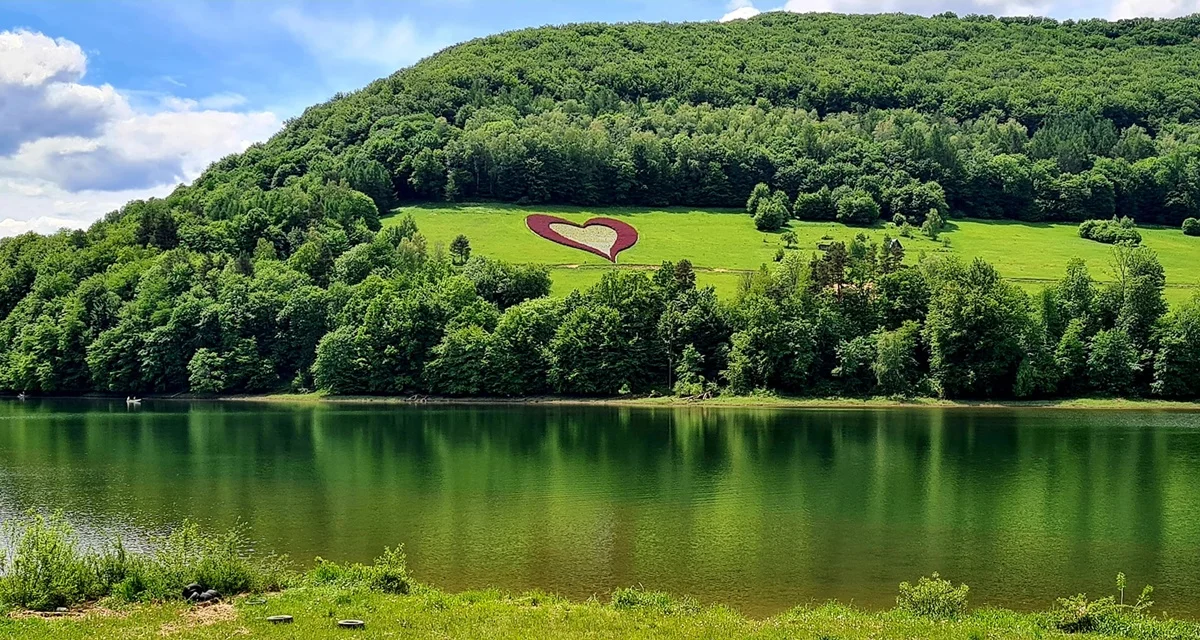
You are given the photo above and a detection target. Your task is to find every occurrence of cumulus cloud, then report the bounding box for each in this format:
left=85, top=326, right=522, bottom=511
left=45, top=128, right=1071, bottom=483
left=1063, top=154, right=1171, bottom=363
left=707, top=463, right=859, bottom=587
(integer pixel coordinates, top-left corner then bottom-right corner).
left=720, top=0, right=763, bottom=21
left=0, top=30, right=127, bottom=155
left=17, top=145, right=183, bottom=193
left=0, top=29, right=280, bottom=236
left=0, top=173, right=173, bottom=235
left=1110, top=0, right=1200, bottom=18
left=721, top=0, right=1199, bottom=18
left=0, top=101, right=279, bottom=203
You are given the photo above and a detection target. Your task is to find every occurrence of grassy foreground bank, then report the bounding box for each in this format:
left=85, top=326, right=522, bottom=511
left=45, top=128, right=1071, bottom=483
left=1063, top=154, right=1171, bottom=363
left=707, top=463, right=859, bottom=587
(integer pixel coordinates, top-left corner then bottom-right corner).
left=3, top=515, right=1198, bottom=640
left=7, top=585, right=1193, bottom=640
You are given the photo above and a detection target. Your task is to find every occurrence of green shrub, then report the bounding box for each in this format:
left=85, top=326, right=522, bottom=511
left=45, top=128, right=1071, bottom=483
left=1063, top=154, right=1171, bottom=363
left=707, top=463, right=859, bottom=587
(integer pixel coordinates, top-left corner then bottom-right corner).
left=1184, top=218, right=1200, bottom=236
left=794, top=187, right=837, bottom=221
left=1048, top=593, right=1121, bottom=633
left=0, top=514, right=293, bottom=610
left=1045, top=589, right=1174, bottom=637
left=922, top=208, right=945, bottom=240
left=306, top=545, right=410, bottom=594
left=1043, top=575, right=1191, bottom=638
left=0, top=513, right=102, bottom=611
left=746, top=182, right=771, bottom=215
left=835, top=188, right=881, bottom=225
left=368, top=546, right=411, bottom=594
left=896, top=573, right=969, bottom=619
left=1079, top=217, right=1141, bottom=244
left=611, top=587, right=700, bottom=615
left=133, top=521, right=292, bottom=601
left=673, top=344, right=715, bottom=398
left=754, top=191, right=790, bottom=231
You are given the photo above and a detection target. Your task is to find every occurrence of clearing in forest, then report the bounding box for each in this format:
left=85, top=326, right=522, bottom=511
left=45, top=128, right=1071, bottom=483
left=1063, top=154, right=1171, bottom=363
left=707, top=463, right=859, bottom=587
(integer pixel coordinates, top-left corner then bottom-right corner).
left=388, top=203, right=1200, bottom=303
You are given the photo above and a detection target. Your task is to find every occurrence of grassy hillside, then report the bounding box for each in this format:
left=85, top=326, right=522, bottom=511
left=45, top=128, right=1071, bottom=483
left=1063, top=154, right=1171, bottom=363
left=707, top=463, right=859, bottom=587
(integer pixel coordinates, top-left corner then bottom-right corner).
left=390, top=205, right=1200, bottom=303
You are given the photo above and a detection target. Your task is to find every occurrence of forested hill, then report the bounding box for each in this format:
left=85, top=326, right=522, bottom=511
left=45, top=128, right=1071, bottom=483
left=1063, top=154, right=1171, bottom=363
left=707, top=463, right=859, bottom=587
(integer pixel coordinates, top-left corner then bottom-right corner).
left=1, top=13, right=1199, bottom=399
left=191, top=12, right=1200, bottom=224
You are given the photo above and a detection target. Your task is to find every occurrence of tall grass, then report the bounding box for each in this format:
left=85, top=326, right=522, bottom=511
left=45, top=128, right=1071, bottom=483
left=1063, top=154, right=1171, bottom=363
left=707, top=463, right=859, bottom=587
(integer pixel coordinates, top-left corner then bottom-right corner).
left=0, top=512, right=292, bottom=611
left=0, top=513, right=101, bottom=610
left=896, top=572, right=969, bottom=619
left=305, top=545, right=411, bottom=594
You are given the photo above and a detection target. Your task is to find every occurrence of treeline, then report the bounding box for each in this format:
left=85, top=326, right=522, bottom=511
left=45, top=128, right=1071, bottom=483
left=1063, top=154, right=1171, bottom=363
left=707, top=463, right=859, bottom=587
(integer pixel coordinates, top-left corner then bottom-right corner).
left=194, top=91, right=1200, bottom=230
left=1, top=202, right=1196, bottom=400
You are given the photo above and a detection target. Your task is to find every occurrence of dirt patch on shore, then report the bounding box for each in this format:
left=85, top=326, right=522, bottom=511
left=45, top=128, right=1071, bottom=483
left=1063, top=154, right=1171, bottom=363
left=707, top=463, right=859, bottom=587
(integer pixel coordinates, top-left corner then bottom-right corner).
left=159, top=602, right=239, bottom=636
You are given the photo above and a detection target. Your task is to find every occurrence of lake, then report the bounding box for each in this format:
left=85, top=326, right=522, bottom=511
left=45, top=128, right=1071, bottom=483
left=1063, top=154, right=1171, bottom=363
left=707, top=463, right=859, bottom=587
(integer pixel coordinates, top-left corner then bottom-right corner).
left=1, top=399, right=1199, bottom=617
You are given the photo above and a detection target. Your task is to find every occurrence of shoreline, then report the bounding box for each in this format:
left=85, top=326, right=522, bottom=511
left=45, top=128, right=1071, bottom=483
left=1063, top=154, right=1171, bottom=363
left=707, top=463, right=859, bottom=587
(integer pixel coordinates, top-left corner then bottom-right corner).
left=8, top=582, right=1199, bottom=640
left=200, top=392, right=1200, bottom=411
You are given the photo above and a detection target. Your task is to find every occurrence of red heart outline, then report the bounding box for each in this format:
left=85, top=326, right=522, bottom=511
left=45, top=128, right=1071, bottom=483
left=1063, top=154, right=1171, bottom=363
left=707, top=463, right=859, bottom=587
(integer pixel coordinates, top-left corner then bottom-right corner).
left=525, top=214, right=639, bottom=263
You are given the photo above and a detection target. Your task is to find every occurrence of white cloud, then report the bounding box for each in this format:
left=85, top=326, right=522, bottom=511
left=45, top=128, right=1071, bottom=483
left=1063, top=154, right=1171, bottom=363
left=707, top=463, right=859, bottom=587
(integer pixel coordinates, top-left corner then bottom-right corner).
left=1110, top=0, right=1199, bottom=18
left=781, top=0, right=840, bottom=12
left=723, top=0, right=1199, bottom=19
left=0, top=216, right=86, bottom=237
left=0, top=29, right=86, bottom=86
left=720, top=0, right=763, bottom=21
left=159, top=92, right=248, bottom=112
left=0, top=30, right=127, bottom=154
left=0, top=29, right=280, bottom=236
left=273, top=7, right=455, bottom=70
left=0, top=178, right=169, bottom=235
left=2, top=106, right=278, bottom=192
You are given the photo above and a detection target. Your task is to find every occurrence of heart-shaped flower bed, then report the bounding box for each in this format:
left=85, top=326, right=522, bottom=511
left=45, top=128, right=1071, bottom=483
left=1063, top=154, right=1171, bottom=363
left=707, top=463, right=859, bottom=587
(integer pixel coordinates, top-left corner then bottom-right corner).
left=525, top=214, right=638, bottom=262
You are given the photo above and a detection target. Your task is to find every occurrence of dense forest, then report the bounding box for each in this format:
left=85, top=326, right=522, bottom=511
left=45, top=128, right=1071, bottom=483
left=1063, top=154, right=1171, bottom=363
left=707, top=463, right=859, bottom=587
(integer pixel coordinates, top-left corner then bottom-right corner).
left=191, top=12, right=1200, bottom=226
left=0, top=13, right=1199, bottom=399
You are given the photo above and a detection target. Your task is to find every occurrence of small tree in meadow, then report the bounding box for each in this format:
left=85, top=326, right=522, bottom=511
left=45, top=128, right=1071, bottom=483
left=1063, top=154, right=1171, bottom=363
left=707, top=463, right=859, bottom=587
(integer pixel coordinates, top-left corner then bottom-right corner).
left=1184, top=218, right=1200, bottom=236
left=449, top=234, right=471, bottom=265
left=922, top=208, right=945, bottom=240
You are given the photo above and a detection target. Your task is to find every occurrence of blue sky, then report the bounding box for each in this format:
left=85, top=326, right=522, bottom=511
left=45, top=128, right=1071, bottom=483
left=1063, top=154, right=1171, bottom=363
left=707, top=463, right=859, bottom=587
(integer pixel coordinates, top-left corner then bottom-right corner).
left=0, top=0, right=1195, bottom=235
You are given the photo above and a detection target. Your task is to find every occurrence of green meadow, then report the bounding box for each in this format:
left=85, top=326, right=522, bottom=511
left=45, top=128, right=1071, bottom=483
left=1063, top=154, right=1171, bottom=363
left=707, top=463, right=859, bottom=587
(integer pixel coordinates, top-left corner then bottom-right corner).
left=388, top=204, right=1200, bottom=304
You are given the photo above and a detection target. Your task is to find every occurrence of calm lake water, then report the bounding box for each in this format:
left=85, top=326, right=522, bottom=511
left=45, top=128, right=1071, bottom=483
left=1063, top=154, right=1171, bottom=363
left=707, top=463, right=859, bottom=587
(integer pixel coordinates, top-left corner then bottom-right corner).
left=1, top=399, right=1199, bottom=617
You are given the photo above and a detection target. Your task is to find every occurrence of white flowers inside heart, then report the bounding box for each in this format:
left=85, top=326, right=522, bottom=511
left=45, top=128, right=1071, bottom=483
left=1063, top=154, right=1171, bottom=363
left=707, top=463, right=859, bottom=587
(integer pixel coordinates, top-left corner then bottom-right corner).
left=548, top=223, right=618, bottom=257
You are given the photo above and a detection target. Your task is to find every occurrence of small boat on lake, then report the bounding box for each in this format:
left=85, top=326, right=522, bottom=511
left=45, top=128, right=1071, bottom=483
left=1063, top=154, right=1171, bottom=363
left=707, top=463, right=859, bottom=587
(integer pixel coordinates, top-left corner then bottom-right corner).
left=126, top=396, right=142, bottom=406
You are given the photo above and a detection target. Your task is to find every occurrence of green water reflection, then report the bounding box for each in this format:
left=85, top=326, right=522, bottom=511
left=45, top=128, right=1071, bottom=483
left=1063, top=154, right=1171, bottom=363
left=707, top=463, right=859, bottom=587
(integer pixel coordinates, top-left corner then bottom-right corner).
left=0, top=400, right=1198, bottom=617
